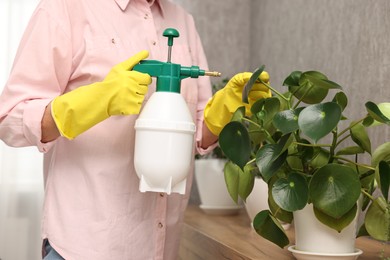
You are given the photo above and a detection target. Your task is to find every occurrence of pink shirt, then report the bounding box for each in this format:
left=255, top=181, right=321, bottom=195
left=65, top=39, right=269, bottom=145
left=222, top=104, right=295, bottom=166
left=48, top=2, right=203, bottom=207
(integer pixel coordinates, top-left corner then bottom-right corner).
left=0, top=0, right=213, bottom=259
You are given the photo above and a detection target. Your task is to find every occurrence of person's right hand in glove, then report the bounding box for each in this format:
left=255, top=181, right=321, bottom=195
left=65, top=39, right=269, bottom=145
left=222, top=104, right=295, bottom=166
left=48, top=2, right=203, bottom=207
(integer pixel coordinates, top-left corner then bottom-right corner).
left=49, top=50, right=152, bottom=140
left=204, top=72, right=271, bottom=136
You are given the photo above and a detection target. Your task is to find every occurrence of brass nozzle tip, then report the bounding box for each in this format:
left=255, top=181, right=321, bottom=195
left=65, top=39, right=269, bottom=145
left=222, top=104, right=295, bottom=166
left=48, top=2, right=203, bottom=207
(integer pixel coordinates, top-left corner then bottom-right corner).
left=205, top=71, right=222, bottom=77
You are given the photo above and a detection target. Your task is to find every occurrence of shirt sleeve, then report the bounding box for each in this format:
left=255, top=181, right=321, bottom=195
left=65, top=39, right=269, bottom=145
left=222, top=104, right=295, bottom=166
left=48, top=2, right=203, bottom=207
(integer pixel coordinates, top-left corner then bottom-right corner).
left=0, top=6, right=72, bottom=152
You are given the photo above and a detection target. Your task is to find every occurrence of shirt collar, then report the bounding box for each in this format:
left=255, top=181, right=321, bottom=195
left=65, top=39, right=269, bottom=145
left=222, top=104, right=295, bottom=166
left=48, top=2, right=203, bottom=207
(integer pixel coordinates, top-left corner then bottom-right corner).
left=114, top=0, right=165, bottom=16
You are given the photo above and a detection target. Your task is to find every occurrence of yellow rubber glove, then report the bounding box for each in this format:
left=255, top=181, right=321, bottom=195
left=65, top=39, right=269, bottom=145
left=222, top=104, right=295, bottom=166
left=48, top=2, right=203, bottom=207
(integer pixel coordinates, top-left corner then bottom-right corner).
left=52, top=50, right=152, bottom=139
left=204, top=72, right=271, bottom=136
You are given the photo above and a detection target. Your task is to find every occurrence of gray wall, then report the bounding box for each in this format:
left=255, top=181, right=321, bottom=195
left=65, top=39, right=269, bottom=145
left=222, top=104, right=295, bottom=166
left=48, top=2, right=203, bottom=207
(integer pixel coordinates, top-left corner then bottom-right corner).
left=250, top=0, right=390, bottom=151
left=171, top=0, right=253, bottom=82
left=171, top=0, right=390, bottom=203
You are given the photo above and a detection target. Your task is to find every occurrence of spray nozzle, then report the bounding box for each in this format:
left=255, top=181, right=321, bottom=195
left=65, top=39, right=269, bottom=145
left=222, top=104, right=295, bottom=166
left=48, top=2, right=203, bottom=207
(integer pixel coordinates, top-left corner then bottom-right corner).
left=133, top=28, right=221, bottom=93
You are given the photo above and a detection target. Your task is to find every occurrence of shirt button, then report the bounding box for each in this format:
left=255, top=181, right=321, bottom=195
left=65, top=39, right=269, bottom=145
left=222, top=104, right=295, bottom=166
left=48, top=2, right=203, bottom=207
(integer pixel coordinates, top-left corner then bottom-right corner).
left=159, top=193, right=164, bottom=197
left=158, top=222, right=164, bottom=228
left=152, top=41, right=157, bottom=46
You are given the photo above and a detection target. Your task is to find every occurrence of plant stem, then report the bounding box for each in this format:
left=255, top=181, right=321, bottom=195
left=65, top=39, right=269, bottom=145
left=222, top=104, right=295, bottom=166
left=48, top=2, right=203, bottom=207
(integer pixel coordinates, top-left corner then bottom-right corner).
left=262, top=81, right=289, bottom=102
left=242, top=117, right=261, bottom=128
left=243, top=118, right=276, bottom=144
left=292, top=82, right=313, bottom=109
left=328, top=130, right=338, bottom=163
left=361, top=188, right=374, bottom=201
left=333, top=156, right=376, bottom=170
left=335, top=133, right=351, bottom=148
left=361, top=189, right=388, bottom=214
left=246, top=158, right=256, bottom=166
left=359, top=170, right=374, bottom=180
left=293, top=142, right=332, bottom=148
left=337, top=117, right=366, bottom=138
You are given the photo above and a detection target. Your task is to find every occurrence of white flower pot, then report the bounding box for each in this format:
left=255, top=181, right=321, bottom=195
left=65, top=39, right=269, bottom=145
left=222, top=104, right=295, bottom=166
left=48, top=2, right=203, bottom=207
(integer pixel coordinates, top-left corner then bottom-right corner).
left=245, top=177, right=269, bottom=223
left=293, top=203, right=359, bottom=254
left=195, top=159, right=242, bottom=215
left=245, top=178, right=291, bottom=230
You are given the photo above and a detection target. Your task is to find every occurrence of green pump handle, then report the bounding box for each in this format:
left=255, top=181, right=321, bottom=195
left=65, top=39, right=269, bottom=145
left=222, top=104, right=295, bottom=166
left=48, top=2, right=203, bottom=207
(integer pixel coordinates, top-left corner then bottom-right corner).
left=133, top=28, right=220, bottom=93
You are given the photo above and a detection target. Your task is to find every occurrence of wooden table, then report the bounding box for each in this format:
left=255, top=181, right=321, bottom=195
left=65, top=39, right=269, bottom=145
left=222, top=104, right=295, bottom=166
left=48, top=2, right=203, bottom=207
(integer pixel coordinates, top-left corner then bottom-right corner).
left=179, top=205, right=390, bottom=260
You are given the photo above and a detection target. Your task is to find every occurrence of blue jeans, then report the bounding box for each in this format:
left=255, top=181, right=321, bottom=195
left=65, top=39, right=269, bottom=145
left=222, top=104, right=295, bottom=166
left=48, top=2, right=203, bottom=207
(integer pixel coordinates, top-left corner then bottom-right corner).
left=42, top=240, right=65, bottom=260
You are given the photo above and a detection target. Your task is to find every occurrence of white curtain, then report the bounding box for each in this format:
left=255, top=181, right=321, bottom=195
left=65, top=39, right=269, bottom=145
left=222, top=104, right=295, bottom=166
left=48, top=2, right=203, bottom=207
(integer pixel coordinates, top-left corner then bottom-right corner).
left=0, top=1, right=43, bottom=260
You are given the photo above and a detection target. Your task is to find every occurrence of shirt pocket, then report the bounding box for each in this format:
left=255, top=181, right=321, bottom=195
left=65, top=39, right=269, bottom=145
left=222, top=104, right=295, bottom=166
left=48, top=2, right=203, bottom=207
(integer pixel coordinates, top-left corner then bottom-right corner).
left=83, top=35, right=126, bottom=81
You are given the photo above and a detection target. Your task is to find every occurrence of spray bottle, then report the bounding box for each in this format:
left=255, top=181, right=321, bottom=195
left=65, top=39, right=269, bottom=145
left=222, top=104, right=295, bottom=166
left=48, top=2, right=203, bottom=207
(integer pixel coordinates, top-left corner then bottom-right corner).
left=133, top=28, right=221, bottom=195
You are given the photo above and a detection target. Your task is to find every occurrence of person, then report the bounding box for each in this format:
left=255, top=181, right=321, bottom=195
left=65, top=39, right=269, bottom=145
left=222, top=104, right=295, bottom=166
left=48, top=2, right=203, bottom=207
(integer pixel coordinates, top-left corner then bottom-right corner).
left=0, top=0, right=270, bottom=259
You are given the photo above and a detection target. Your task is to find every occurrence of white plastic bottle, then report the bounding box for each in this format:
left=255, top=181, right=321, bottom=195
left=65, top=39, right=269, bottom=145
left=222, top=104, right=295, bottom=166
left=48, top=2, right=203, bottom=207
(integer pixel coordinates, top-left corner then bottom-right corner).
left=133, top=28, right=220, bottom=194
left=134, top=92, right=195, bottom=194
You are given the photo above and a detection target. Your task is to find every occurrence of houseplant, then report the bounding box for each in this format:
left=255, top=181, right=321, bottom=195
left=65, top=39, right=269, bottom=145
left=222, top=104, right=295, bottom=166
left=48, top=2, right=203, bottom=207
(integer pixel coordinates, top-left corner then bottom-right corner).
left=219, top=66, right=390, bottom=255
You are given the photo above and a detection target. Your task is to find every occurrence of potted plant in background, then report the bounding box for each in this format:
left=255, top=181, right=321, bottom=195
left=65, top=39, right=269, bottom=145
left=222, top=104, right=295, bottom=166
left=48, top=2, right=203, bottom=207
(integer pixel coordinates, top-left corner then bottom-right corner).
left=219, top=66, right=390, bottom=258
left=194, top=78, right=244, bottom=215
left=195, top=146, right=245, bottom=215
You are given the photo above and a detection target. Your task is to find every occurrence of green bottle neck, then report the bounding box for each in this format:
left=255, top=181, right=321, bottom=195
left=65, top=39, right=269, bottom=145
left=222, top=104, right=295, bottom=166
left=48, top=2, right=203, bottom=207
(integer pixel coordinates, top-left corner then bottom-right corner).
left=155, top=63, right=181, bottom=93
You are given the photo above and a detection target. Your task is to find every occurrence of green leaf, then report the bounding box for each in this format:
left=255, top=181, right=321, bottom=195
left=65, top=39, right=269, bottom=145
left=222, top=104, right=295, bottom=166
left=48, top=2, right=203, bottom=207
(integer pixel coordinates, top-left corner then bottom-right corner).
left=272, top=172, right=309, bottom=212
left=332, top=91, right=348, bottom=111
left=378, top=161, right=390, bottom=201
left=242, top=66, right=265, bottom=103
left=372, top=142, right=390, bottom=167
left=219, top=122, right=251, bottom=170
left=251, top=97, right=281, bottom=131
left=223, top=162, right=256, bottom=203
left=364, top=103, right=390, bottom=127
left=289, top=83, right=328, bottom=105
left=297, top=139, right=315, bottom=163
left=286, top=156, right=303, bottom=174
left=363, top=116, right=375, bottom=127
left=231, top=106, right=246, bottom=122
left=268, top=181, right=294, bottom=223
left=298, top=102, right=342, bottom=143
left=283, top=71, right=302, bottom=87
left=289, top=71, right=335, bottom=104
left=309, top=164, right=361, bottom=218
left=378, top=102, right=390, bottom=121
left=286, top=139, right=316, bottom=171
left=273, top=108, right=304, bottom=134
left=251, top=98, right=267, bottom=115
left=379, top=102, right=390, bottom=115
left=253, top=210, right=290, bottom=248
left=309, top=147, right=330, bottom=169
left=256, top=145, right=287, bottom=182
left=366, top=101, right=390, bottom=125
left=268, top=194, right=293, bottom=223
left=300, top=71, right=342, bottom=90
left=262, top=97, right=281, bottom=127
left=336, top=146, right=364, bottom=156
left=224, top=161, right=240, bottom=203
left=239, top=165, right=255, bottom=201
left=365, top=197, right=390, bottom=241
left=350, top=121, right=371, bottom=154
left=313, top=204, right=357, bottom=232
left=277, top=133, right=294, bottom=153
left=248, top=122, right=268, bottom=146
left=276, top=91, right=293, bottom=111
